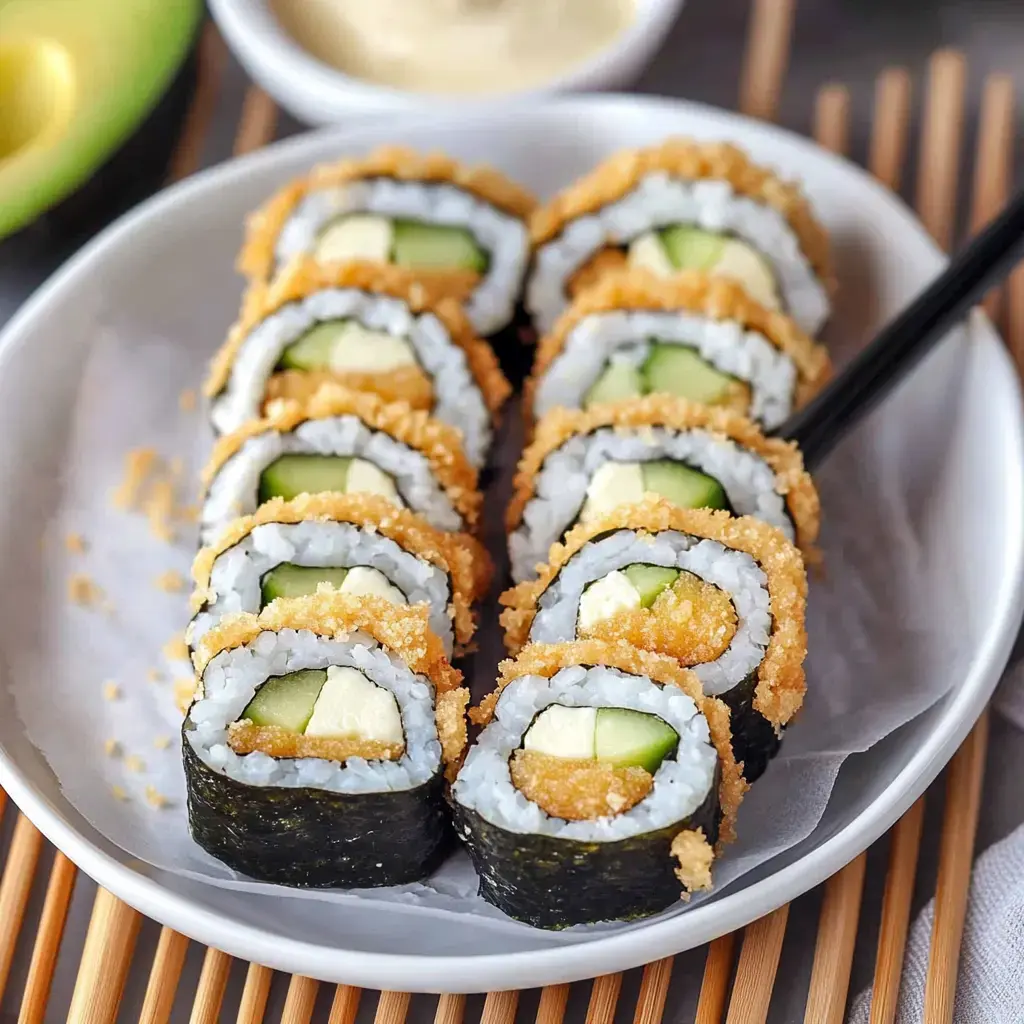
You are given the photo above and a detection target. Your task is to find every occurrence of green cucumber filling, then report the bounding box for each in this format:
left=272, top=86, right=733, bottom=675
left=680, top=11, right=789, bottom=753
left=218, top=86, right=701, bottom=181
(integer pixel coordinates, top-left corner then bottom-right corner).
left=277, top=319, right=417, bottom=374
left=313, top=213, right=489, bottom=274
left=511, top=705, right=679, bottom=820
left=583, top=343, right=747, bottom=410
left=230, top=666, right=405, bottom=761
left=257, top=454, right=402, bottom=506
left=578, top=459, right=729, bottom=524
left=259, top=563, right=407, bottom=608
left=626, top=224, right=780, bottom=311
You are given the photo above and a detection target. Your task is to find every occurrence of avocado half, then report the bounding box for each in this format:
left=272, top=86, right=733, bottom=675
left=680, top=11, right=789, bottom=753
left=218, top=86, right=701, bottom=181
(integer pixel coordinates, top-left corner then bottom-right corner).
left=0, top=0, right=203, bottom=242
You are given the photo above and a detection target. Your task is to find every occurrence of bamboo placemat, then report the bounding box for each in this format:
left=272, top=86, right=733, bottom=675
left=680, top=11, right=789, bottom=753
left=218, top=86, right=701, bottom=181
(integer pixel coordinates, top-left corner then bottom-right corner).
left=0, top=4, right=1021, bottom=1020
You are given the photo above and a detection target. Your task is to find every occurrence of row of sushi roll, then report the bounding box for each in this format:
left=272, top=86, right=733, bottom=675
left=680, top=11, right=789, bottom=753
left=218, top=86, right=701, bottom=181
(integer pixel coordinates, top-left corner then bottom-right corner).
left=179, top=136, right=827, bottom=929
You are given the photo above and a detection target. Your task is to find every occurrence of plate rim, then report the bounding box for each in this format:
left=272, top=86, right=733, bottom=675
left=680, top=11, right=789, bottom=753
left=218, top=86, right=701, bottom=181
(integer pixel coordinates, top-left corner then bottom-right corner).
left=1, top=92, right=1023, bottom=992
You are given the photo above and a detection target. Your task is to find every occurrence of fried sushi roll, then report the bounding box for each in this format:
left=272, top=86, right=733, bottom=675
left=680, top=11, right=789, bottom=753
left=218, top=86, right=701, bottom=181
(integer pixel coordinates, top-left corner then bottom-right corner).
left=527, top=138, right=832, bottom=336
left=528, top=270, right=830, bottom=431
left=453, top=640, right=745, bottom=928
left=184, top=593, right=469, bottom=888
left=207, top=259, right=510, bottom=467
left=501, top=498, right=807, bottom=781
left=188, top=493, right=489, bottom=659
left=238, top=146, right=536, bottom=338
left=507, top=395, right=819, bottom=582
left=199, top=384, right=481, bottom=544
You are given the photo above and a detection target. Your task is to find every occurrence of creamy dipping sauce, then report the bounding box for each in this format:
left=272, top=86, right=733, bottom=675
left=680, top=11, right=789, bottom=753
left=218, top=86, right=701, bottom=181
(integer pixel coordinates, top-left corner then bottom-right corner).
left=270, top=0, right=637, bottom=95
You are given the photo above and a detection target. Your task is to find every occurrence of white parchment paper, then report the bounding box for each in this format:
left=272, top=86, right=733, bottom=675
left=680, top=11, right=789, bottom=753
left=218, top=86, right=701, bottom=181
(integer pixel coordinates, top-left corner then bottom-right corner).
left=11, top=319, right=970, bottom=940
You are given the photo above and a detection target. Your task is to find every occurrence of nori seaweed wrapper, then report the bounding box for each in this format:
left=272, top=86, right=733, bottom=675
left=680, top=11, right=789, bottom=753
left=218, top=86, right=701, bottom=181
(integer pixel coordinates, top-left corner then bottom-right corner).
left=720, top=671, right=781, bottom=784
left=453, top=765, right=720, bottom=929
left=183, top=723, right=452, bottom=888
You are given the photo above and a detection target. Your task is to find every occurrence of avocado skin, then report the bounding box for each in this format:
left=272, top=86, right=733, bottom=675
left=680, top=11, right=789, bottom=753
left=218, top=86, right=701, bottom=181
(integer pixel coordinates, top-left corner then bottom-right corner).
left=183, top=721, right=453, bottom=888
left=454, top=766, right=720, bottom=928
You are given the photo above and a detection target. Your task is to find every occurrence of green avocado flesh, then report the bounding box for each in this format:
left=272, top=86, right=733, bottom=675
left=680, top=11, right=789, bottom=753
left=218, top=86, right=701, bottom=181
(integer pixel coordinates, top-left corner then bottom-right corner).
left=595, top=708, right=680, bottom=773
left=641, top=460, right=728, bottom=511
left=258, top=455, right=352, bottom=504
left=278, top=321, right=350, bottom=370
left=659, top=225, right=726, bottom=270
left=642, top=344, right=737, bottom=403
left=241, top=669, right=328, bottom=733
left=584, top=361, right=643, bottom=406
left=622, top=564, right=680, bottom=608
left=260, top=564, right=350, bottom=605
left=392, top=219, right=489, bottom=273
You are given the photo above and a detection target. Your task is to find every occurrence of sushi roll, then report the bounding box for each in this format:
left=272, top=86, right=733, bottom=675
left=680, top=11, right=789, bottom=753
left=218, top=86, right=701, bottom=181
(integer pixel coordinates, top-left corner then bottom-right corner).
left=238, top=146, right=536, bottom=340
left=206, top=259, right=511, bottom=468
left=453, top=640, right=745, bottom=928
left=188, top=493, right=490, bottom=658
left=507, top=394, right=820, bottom=583
left=527, top=270, right=831, bottom=431
left=527, top=138, right=832, bottom=336
left=501, top=497, right=807, bottom=781
left=199, top=383, right=481, bottom=544
left=183, top=592, right=469, bottom=887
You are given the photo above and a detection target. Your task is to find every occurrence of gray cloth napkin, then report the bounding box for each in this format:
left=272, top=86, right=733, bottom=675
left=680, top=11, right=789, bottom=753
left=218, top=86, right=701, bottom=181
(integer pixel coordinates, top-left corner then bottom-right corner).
left=847, top=661, right=1024, bottom=1022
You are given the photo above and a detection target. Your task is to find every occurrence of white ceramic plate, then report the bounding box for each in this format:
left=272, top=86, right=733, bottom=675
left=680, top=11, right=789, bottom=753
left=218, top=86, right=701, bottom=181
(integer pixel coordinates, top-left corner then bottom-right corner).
left=1, top=96, right=1022, bottom=993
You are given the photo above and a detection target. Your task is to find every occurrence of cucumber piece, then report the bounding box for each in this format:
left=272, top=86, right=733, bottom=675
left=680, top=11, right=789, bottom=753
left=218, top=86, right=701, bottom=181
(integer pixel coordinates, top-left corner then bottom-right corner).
left=641, top=460, right=728, bottom=511
left=257, top=455, right=351, bottom=504
left=594, top=707, right=679, bottom=773
left=584, top=361, right=643, bottom=408
left=622, top=564, right=680, bottom=609
left=392, top=219, right=488, bottom=273
left=240, top=669, right=328, bottom=733
left=278, top=320, right=350, bottom=370
left=659, top=225, right=726, bottom=270
left=642, top=344, right=737, bottom=404
left=260, top=563, right=349, bottom=605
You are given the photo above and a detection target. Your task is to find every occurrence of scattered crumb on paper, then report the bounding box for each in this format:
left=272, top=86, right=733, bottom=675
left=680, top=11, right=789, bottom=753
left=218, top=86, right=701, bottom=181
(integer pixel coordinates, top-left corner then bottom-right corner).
left=147, top=668, right=163, bottom=683
left=143, top=479, right=177, bottom=543
left=163, top=633, right=189, bottom=662
left=103, top=739, right=121, bottom=758
left=102, top=681, right=121, bottom=701
left=111, top=785, right=129, bottom=802
left=64, top=533, right=87, bottom=555
left=145, top=785, right=170, bottom=809
left=125, top=755, right=146, bottom=774
left=111, top=448, right=159, bottom=511
left=153, top=735, right=172, bottom=750
left=154, top=570, right=186, bottom=593
left=174, top=678, right=195, bottom=714
left=178, top=389, right=197, bottom=412
left=68, top=573, right=103, bottom=606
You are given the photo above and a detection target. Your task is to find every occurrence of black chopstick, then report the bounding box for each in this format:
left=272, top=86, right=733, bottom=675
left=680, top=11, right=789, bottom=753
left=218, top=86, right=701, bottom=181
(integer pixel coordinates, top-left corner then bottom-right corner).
left=776, top=188, right=1024, bottom=469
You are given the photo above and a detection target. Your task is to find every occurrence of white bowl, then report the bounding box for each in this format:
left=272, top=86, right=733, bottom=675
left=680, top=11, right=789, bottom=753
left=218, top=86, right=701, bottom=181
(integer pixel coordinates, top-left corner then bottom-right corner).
left=209, top=0, right=686, bottom=124
left=0, top=96, right=1022, bottom=992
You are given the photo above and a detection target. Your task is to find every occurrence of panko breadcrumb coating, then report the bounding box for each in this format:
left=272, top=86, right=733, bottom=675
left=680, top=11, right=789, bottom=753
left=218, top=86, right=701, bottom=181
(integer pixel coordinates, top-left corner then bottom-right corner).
left=191, top=492, right=490, bottom=652
left=206, top=259, right=511, bottom=420
left=509, top=749, right=653, bottom=820
left=476, top=639, right=747, bottom=844
left=435, top=687, right=471, bottom=778
left=530, top=138, right=832, bottom=290
left=227, top=722, right=404, bottom=762
left=671, top=828, right=714, bottom=894
left=501, top=498, right=808, bottom=729
left=507, top=394, right=821, bottom=557
left=238, top=146, right=537, bottom=284
left=192, top=593, right=462, bottom=696
left=526, top=268, right=832, bottom=426
left=201, top=383, right=483, bottom=532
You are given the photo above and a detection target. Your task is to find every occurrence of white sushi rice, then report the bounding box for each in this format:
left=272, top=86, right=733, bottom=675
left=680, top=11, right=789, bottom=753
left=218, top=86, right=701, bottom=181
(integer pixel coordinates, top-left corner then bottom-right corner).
left=187, top=520, right=454, bottom=653
left=533, top=309, right=797, bottom=430
left=453, top=665, right=717, bottom=841
left=209, top=288, right=492, bottom=467
left=508, top=426, right=792, bottom=583
left=529, top=530, right=771, bottom=697
left=201, top=416, right=464, bottom=545
left=187, top=629, right=441, bottom=793
left=526, top=174, right=830, bottom=335
left=277, top=179, right=529, bottom=335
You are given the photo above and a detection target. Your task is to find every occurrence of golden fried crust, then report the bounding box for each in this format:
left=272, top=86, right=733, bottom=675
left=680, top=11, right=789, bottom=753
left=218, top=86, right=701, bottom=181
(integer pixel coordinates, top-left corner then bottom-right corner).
left=525, top=269, right=832, bottom=424
left=671, top=828, right=714, bottom=894
left=201, top=383, right=483, bottom=530
left=193, top=593, right=462, bottom=697
left=190, top=492, right=488, bottom=651
left=530, top=138, right=832, bottom=288
left=506, top=394, right=821, bottom=555
left=227, top=723, right=404, bottom=762
left=238, top=146, right=537, bottom=282
left=500, top=497, right=808, bottom=729
left=474, top=638, right=746, bottom=844
left=206, top=258, right=511, bottom=418
left=436, top=686, right=470, bottom=780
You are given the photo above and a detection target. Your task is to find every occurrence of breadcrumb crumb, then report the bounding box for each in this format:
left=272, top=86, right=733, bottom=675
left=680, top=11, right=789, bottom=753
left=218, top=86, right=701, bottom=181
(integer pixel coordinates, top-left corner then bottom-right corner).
left=64, top=532, right=87, bottom=555
left=174, top=677, right=195, bottom=714
left=103, top=739, right=121, bottom=758
left=112, top=448, right=159, bottom=510
left=163, top=632, right=189, bottom=662
left=152, top=735, right=172, bottom=750
left=102, top=681, right=121, bottom=701
left=179, top=388, right=197, bottom=412
left=145, top=785, right=169, bottom=809
left=154, top=570, right=186, bottom=593
left=124, top=755, right=146, bottom=773
left=68, top=573, right=103, bottom=607
left=143, top=479, right=177, bottom=543
left=147, top=668, right=163, bottom=683
left=111, top=785, right=129, bottom=802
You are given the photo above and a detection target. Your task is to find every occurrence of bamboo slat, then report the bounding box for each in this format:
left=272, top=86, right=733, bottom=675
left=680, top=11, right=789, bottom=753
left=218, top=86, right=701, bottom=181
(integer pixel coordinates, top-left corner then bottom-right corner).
left=138, top=928, right=190, bottom=1024
left=0, top=816, right=45, bottom=1004
left=723, top=905, right=790, bottom=1024
left=236, top=964, right=274, bottom=1024
left=189, top=948, right=233, bottom=1024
